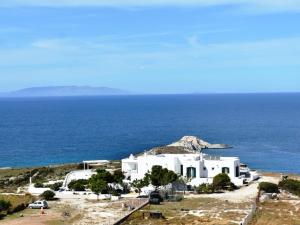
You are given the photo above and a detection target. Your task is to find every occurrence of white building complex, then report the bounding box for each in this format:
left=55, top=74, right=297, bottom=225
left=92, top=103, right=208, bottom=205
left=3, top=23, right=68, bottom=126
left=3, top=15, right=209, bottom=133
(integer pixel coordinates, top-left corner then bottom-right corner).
left=122, top=153, right=257, bottom=186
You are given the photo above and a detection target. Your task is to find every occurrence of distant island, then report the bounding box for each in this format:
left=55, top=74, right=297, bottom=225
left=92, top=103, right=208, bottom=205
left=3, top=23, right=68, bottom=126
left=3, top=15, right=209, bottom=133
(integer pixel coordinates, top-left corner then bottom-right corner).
left=0, top=86, right=130, bottom=97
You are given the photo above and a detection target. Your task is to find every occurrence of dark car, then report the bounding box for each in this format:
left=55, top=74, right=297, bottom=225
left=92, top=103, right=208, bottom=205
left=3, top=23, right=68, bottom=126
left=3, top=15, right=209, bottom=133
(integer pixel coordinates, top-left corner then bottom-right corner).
left=149, top=192, right=163, bottom=205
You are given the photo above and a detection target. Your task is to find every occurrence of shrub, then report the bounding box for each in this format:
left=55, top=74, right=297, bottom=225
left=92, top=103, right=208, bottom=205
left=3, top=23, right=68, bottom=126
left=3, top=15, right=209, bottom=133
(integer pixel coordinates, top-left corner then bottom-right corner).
left=89, top=176, right=108, bottom=198
left=40, top=190, right=55, bottom=200
left=228, top=182, right=237, bottom=191
left=258, top=182, right=279, bottom=193
left=197, top=183, right=215, bottom=194
left=279, top=179, right=300, bottom=196
left=48, top=182, right=63, bottom=191
left=110, top=188, right=122, bottom=196
left=68, top=179, right=88, bottom=191
left=0, top=199, right=11, bottom=212
left=34, top=182, right=44, bottom=188
left=72, top=182, right=86, bottom=192
left=112, top=170, right=125, bottom=184
left=95, top=169, right=114, bottom=183
left=213, top=173, right=231, bottom=190
left=8, top=203, right=26, bottom=214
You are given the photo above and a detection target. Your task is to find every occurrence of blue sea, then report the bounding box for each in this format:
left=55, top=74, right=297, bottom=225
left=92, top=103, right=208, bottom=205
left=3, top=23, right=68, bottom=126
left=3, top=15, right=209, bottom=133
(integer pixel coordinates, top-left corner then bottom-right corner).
left=0, top=94, right=299, bottom=174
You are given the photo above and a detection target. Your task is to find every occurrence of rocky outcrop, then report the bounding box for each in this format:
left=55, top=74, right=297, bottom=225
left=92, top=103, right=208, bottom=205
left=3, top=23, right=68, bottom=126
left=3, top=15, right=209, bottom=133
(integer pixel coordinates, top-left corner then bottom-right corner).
left=144, top=136, right=231, bottom=155
left=168, top=136, right=231, bottom=150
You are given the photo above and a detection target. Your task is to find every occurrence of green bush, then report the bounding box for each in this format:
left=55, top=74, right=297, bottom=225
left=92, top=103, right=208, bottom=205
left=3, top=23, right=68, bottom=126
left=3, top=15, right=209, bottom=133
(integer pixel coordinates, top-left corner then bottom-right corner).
left=112, top=170, right=125, bottom=184
left=258, top=182, right=279, bottom=193
left=197, top=183, right=215, bottom=194
left=95, top=169, right=114, bottom=183
left=228, top=182, right=237, bottom=191
left=40, top=190, right=55, bottom=200
left=213, top=173, right=231, bottom=190
left=68, top=179, right=88, bottom=191
left=8, top=203, right=26, bottom=214
left=279, top=179, right=300, bottom=196
left=34, top=182, right=44, bottom=188
left=72, top=182, right=86, bottom=191
left=0, top=199, right=11, bottom=212
left=48, top=182, right=63, bottom=191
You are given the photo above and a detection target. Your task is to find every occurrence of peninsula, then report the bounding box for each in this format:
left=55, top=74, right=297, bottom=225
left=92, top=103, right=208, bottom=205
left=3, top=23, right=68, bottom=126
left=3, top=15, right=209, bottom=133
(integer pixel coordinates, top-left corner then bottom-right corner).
left=145, top=136, right=231, bottom=155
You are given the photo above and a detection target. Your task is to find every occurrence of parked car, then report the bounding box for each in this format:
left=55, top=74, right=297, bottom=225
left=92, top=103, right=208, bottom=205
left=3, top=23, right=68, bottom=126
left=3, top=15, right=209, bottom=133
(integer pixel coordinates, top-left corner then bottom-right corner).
left=28, top=200, right=49, bottom=209
left=136, top=195, right=149, bottom=198
left=149, top=192, right=163, bottom=205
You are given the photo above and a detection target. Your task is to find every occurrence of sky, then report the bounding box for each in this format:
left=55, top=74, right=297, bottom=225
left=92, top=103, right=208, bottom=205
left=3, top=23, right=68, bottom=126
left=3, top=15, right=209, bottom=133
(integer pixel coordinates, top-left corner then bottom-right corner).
left=0, top=0, right=300, bottom=94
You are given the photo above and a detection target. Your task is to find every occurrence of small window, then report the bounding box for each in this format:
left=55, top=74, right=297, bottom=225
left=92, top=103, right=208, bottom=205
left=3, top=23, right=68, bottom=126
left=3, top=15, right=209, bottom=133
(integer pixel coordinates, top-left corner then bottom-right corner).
left=212, top=167, right=215, bottom=170
left=187, top=167, right=196, bottom=178
left=222, top=167, right=230, bottom=174
left=235, top=166, right=240, bottom=177
left=180, top=165, right=183, bottom=176
left=203, top=167, right=206, bottom=171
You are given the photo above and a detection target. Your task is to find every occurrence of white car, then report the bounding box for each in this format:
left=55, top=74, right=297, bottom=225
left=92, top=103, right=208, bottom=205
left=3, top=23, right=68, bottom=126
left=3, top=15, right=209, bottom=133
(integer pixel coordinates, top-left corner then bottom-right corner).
left=28, top=200, right=48, bottom=209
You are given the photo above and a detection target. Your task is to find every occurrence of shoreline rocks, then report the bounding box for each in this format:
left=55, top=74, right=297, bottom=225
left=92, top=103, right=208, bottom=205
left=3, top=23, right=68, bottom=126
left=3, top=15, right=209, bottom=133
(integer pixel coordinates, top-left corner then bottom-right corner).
left=144, top=136, right=232, bottom=155
left=168, top=136, right=232, bottom=151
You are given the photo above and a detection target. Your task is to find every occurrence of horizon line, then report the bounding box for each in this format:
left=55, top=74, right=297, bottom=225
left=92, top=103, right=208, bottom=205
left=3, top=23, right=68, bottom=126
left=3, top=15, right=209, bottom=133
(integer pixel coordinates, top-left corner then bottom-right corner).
left=0, top=91, right=300, bottom=99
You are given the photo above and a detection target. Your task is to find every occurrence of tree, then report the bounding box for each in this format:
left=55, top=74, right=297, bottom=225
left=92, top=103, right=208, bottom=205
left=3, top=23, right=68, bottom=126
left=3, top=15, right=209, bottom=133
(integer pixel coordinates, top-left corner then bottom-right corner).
left=89, top=175, right=108, bottom=200
left=112, top=170, right=125, bottom=184
left=212, top=173, right=231, bottom=190
left=95, top=169, right=114, bottom=183
left=68, top=179, right=88, bottom=191
left=131, top=178, right=149, bottom=195
left=40, top=190, right=55, bottom=200
left=0, top=199, right=11, bottom=213
left=149, top=166, right=178, bottom=189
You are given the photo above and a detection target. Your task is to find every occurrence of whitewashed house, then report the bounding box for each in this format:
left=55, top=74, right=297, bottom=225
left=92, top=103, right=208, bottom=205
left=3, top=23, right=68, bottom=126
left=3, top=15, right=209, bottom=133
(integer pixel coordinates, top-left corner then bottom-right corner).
left=122, top=153, right=248, bottom=186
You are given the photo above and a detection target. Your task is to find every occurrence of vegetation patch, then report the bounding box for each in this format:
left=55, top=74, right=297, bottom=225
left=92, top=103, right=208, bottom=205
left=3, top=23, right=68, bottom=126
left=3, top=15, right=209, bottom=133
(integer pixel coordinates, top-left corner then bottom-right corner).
left=122, top=197, right=251, bottom=225
left=258, top=182, right=279, bottom=193
left=250, top=200, right=300, bottom=225
left=279, top=178, right=300, bottom=197
left=0, top=194, right=35, bottom=219
left=41, top=190, right=56, bottom=201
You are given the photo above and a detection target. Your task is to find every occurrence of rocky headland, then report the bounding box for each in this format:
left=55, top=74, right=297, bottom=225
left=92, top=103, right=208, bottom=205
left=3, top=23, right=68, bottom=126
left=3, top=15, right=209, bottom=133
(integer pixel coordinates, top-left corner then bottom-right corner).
left=145, top=136, right=231, bottom=155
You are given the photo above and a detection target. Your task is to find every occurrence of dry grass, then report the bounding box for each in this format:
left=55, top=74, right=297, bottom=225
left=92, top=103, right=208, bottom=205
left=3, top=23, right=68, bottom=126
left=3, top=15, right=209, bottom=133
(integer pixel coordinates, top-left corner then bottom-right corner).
left=250, top=200, right=300, bottom=225
left=44, top=213, right=82, bottom=225
left=122, top=197, right=252, bottom=225
left=0, top=194, right=34, bottom=209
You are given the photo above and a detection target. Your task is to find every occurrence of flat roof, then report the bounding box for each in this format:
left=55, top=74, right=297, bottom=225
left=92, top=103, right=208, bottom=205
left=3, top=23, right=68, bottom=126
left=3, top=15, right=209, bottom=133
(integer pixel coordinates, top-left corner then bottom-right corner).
left=82, top=160, right=109, bottom=164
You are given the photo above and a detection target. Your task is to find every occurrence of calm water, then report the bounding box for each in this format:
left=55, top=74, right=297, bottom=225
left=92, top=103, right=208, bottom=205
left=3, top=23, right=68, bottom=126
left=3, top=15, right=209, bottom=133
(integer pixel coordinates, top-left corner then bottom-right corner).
left=0, top=94, right=299, bottom=174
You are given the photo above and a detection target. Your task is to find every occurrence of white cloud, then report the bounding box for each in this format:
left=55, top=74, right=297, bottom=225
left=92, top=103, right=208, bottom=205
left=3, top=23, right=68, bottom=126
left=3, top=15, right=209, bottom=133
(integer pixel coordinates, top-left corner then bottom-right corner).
left=1, top=0, right=300, bottom=13
left=1, top=35, right=299, bottom=69
left=31, top=39, right=66, bottom=49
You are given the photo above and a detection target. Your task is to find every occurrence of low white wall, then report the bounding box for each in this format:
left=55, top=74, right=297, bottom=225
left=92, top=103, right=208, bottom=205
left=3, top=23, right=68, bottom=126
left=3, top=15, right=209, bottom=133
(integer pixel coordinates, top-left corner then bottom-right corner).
left=55, top=191, right=111, bottom=200
left=28, top=185, right=51, bottom=195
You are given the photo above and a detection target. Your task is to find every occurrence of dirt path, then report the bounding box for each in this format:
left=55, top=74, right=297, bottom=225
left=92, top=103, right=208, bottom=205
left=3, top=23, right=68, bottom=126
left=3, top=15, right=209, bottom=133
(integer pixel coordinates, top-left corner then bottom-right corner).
left=0, top=210, right=61, bottom=225
left=186, top=175, right=280, bottom=203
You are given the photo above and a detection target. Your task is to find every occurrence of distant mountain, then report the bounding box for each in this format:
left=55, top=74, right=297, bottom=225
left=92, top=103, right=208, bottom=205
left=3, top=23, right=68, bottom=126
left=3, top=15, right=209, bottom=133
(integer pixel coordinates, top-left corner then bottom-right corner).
left=0, top=86, right=130, bottom=97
